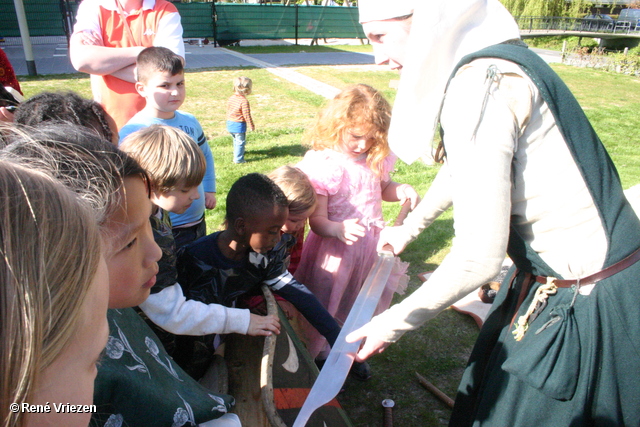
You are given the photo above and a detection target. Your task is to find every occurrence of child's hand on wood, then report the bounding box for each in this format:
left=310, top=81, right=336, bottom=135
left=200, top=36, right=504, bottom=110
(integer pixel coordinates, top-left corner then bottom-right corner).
left=339, top=218, right=366, bottom=245
left=247, top=313, right=280, bottom=336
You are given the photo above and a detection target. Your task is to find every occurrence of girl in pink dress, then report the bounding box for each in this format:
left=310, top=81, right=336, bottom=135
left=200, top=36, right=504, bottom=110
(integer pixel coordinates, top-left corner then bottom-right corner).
left=295, top=84, right=419, bottom=364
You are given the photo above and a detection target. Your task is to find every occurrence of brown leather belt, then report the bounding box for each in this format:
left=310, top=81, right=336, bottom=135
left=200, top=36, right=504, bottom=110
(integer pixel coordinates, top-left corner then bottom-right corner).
left=534, top=246, right=640, bottom=288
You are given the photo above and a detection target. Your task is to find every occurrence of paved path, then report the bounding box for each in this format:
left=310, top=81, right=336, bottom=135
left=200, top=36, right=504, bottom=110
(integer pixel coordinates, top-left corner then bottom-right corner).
left=2, top=37, right=372, bottom=98
left=1, top=38, right=560, bottom=99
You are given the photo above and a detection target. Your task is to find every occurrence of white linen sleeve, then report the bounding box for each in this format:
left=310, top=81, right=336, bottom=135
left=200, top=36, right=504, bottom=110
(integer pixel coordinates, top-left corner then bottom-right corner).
left=383, top=163, right=453, bottom=247
left=363, top=63, right=532, bottom=342
left=138, top=283, right=251, bottom=335
left=72, top=0, right=102, bottom=39
left=154, top=12, right=185, bottom=59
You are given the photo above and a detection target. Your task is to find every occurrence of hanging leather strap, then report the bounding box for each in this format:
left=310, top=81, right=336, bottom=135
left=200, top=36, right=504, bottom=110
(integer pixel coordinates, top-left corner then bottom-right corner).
left=535, top=246, right=640, bottom=288
left=115, top=0, right=137, bottom=44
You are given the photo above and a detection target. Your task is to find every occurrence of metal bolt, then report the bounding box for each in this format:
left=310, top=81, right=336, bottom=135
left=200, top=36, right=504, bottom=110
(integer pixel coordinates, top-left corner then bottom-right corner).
left=382, top=398, right=395, bottom=427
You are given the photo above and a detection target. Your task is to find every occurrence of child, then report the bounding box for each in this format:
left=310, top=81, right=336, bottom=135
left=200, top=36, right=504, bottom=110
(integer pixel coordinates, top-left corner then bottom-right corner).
left=294, top=84, right=419, bottom=361
left=0, top=159, right=108, bottom=427
left=119, top=46, right=217, bottom=249
left=120, top=124, right=280, bottom=357
left=267, top=165, right=317, bottom=275
left=14, top=91, right=119, bottom=145
left=3, top=123, right=240, bottom=427
left=177, top=173, right=346, bottom=377
left=226, top=76, right=255, bottom=164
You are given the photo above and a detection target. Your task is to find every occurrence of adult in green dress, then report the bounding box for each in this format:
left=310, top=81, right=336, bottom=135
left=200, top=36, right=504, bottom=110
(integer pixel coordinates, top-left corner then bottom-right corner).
left=347, top=0, right=640, bottom=425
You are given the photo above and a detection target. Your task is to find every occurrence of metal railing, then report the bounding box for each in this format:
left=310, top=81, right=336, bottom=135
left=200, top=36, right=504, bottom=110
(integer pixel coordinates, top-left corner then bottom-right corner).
left=516, top=16, right=640, bottom=35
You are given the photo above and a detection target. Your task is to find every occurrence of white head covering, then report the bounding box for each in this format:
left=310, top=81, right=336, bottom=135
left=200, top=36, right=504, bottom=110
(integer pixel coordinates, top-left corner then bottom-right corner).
left=359, top=0, right=520, bottom=164
left=358, top=0, right=416, bottom=23
left=5, top=87, right=24, bottom=103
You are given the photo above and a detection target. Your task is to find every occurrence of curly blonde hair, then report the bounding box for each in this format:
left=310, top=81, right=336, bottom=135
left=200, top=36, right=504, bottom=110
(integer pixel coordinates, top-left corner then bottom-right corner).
left=303, top=84, right=391, bottom=177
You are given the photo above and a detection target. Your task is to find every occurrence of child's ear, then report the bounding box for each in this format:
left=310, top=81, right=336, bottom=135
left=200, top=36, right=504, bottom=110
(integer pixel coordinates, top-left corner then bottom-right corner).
left=233, top=217, right=246, bottom=236
left=135, top=80, right=146, bottom=97
left=149, top=184, right=160, bottom=201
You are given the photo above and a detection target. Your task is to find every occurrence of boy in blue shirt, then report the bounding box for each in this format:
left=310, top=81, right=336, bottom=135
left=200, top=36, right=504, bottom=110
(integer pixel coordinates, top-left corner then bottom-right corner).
left=119, top=46, right=216, bottom=248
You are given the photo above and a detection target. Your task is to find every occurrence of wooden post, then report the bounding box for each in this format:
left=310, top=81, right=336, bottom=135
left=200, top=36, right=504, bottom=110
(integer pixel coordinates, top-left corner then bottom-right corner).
left=415, top=372, right=455, bottom=409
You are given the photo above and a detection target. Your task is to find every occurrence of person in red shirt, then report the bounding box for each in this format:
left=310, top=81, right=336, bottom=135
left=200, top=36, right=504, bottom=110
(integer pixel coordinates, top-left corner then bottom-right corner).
left=69, top=0, right=185, bottom=129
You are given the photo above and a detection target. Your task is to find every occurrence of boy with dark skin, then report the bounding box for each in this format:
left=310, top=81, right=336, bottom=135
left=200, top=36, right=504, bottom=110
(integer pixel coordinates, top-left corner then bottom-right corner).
left=178, top=174, right=371, bottom=380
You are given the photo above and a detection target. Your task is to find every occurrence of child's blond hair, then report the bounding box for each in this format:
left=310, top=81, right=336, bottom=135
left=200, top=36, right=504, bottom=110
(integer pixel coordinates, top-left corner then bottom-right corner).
left=268, top=165, right=317, bottom=216
left=303, top=84, right=391, bottom=177
left=120, top=124, right=206, bottom=193
left=233, top=76, right=253, bottom=96
left=0, top=161, right=102, bottom=426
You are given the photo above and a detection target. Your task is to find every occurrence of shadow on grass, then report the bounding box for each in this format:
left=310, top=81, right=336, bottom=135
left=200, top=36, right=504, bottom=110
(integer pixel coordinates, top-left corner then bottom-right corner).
left=19, top=72, right=89, bottom=82
left=226, top=44, right=370, bottom=55
left=249, top=143, right=307, bottom=160
left=402, top=217, right=455, bottom=272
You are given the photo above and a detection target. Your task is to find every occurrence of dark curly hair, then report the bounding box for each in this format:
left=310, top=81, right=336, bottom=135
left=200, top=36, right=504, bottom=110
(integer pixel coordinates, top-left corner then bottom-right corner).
left=13, top=91, right=116, bottom=144
left=226, top=173, right=288, bottom=224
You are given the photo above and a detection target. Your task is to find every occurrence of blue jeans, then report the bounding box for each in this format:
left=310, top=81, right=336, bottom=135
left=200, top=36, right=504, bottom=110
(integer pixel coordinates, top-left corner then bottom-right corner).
left=230, top=132, right=246, bottom=163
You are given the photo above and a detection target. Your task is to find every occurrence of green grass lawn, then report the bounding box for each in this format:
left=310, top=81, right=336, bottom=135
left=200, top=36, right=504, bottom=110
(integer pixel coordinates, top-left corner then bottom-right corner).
left=17, top=61, right=640, bottom=427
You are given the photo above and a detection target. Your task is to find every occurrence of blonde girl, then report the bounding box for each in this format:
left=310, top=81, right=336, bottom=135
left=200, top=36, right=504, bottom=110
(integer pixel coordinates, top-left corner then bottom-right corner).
left=294, top=84, right=419, bottom=371
left=268, top=165, right=317, bottom=274
left=226, top=76, right=255, bottom=164
left=0, top=160, right=108, bottom=427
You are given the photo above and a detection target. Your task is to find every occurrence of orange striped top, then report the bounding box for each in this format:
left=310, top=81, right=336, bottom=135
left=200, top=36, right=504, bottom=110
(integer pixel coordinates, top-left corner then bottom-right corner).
left=226, top=93, right=254, bottom=131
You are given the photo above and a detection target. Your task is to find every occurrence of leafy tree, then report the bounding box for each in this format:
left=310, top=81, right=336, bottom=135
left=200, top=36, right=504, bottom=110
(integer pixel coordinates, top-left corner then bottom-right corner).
left=500, top=0, right=588, bottom=18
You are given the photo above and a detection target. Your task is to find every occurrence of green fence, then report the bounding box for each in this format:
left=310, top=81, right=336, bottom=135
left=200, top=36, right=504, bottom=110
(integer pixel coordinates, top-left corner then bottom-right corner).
left=214, top=4, right=364, bottom=41
left=0, top=2, right=364, bottom=42
left=0, top=0, right=70, bottom=37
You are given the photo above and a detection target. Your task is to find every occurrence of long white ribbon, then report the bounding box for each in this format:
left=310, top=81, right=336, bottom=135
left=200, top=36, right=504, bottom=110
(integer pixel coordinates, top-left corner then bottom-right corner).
left=293, top=252, right=396, bottom=427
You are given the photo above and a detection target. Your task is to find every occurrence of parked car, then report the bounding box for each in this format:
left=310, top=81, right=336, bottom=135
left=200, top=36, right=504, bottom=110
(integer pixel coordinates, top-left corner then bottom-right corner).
left=617, top=8, right=640, bottom=30
left=582, top=13, right=614, bottom=31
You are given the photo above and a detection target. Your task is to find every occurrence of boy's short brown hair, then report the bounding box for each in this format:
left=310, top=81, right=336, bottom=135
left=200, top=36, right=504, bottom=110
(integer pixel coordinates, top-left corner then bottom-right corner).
left=268, top=165, right=316, bottom=216
left=120, top=124, right=205, bottom=192
left=136, top=46, right=184, bottom=84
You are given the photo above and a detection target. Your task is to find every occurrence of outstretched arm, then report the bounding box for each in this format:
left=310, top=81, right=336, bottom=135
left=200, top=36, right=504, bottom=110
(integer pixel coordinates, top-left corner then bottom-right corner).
left=348, top=64, right=530, bottom=360
left=381, top=180, right=420, bottom=209
left=264, top=271, right=341, bottom=347
left=377, top=164, right=453, bottom=255
left=139, top=283, right=280, bottom=336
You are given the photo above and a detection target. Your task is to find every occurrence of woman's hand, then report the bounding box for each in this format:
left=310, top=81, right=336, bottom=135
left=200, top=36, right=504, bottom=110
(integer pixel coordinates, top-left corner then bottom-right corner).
left=376, top=225, right=412, bottom=255
left=345, top=323, right=392, bottom=362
